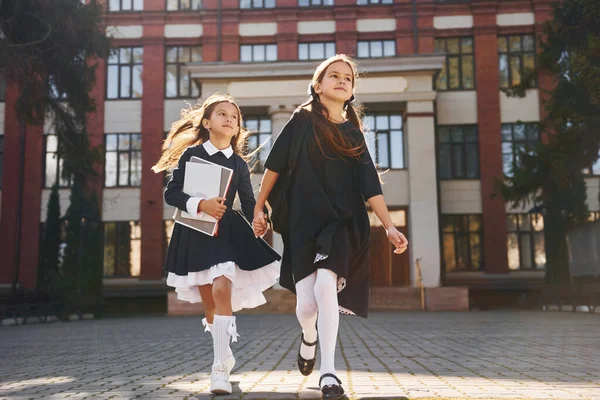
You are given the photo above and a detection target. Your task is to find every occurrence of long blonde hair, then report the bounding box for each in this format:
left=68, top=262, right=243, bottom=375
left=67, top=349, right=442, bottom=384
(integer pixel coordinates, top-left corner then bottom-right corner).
left=299, top=54, right=366, bottom=159
left=152, top=93, right=250, bottom=173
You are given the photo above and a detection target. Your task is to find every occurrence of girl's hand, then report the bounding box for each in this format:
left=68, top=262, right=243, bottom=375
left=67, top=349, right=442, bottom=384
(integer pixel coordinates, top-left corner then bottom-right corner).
left=386, top=226, right=408, bottom=254
left=253, top=209, right=268, bottom=237
left=199, top=197, right=227, bottom=219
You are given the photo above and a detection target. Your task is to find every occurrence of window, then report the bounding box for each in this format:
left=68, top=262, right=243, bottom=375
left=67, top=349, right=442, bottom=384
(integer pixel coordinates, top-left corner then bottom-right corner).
left=44, top=134, right=72, bottom=188
left=437, top=126, right=479, bottom=179
left=583, top=151, right=600, bottom=175
left=165, top=46, right=202, bottom=98
left=105, top=133, right=142, bottom=187
left=501, top=123, right=539, bottom=177
left=107, top=47, right=143, bottom=99
left=363, top=113, right=404, bottom=169
left=240, top=44, right=278, bottom=63
left=441, top=215, right=483, bottom=272
left=103, top=221, right=141, bottom=277
left=0, top=134, right=3, bottom=188
left=244, top=117, right=272, bottom=172
left=166, top=0, right=202, bottom=10
left=240, top=0, right=275, bottom=8
left=299, top=42, right=336, bottom=61
left=498, top=34, right=536, bottom=89
left=357, top=40, right=395, bottom=58
left=108, top=0, right=143, bottom=11
left=0, top=75, right=6, bottom=101
left=507, top=214, right=545, bottom=270
left=435, top=37, right=475, bottom=91
left=299, top=0, right=333, bottom=6
left=357, top=0, right=392, bottom=4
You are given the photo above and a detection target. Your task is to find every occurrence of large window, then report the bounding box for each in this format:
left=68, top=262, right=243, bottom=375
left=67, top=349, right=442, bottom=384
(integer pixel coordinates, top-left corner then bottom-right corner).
left=166, top=0, right=202, bottom=10
left=165, top=46, right=202, bottom=98
left=299, top=0, right=334, bottom=5
left=108, top=0, right=143, bottom=11
left=299, top=42, right=336, bottom=61
left=244, top=117, right=272, bottom=172
left=44, top=134, right=72, bottom=188
left=502, top=123, right=539, bottom=177
left=103, top=221, right=141, bottom=277
left=240, top=44, right=278, bottom=63
left=240, top=0, right=275, bottom=8
left=363, top=113, right=404, bottom=169
left=498, top=34, right=536, bottom=89
left=437, top=125, right=479, bottom=179
left=435, top=37, right=475, bottom=91
left=441, top=215, right=483, bottom=272
left=105, top=133, right=142, bottom=187
left=357, top=40, right=395, bottom=59
left=107, top=47, right=143, bottom=99
left=0, top=76, right=5, bottom=101
left=507, top=214, right=545, bottom=270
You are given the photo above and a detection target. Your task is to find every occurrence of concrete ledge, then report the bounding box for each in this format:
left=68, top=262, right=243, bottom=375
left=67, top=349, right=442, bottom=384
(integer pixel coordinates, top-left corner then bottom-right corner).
left=168, top=286, right=471, bottom=315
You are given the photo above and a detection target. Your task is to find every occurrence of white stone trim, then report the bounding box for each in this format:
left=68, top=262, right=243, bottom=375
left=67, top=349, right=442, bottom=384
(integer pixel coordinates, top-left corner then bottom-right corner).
left=497, top=13, right=535, bottom=27
left=433, top=15, right=473, bottom=30
left=164, top=24, right=203, bottom=38
left=298, top=20, right=336, bottom=35
left=357, top=18, right=396, bottom=33
left=105, top=25, right=143, bottom=39
left=239, top=22, right=277, bottom=37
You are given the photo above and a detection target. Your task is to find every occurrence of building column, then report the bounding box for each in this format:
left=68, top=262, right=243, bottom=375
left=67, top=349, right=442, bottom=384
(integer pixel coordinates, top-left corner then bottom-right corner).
left=406, top=101, right=441, bottom=287
left=474, top=14, right=509, bottom=274
left=140, top=26, right=166, bottom=279
left=268, top=105, right=294, bottom=259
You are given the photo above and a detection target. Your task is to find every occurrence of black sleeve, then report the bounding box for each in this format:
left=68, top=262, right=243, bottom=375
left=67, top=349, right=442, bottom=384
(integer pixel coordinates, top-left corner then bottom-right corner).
left=236, top=157, right=256, bottom=222
left=164, top=147, right=194, bottom=212
left=263, top=112, right=298, bottom=174
left=354, top=131, right=383, bottom=201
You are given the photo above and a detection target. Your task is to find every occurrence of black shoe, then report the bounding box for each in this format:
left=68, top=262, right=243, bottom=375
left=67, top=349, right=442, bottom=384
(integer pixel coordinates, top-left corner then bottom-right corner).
left=319, top=373, right=345, bottom=400
left=297, top=333, right=317, bottom=376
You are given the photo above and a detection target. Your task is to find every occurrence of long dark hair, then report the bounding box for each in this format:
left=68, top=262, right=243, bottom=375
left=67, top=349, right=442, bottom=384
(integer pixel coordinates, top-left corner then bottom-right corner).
left=299, top=54, right=365, bottom=159
left=152, top=93, right=250, bottom=173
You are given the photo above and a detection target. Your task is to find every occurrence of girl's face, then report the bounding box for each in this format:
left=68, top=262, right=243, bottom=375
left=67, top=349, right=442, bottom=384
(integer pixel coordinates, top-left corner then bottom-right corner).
left=314, top=60, right=354, bottom=104
left=202, top=102, right=240, bottom=141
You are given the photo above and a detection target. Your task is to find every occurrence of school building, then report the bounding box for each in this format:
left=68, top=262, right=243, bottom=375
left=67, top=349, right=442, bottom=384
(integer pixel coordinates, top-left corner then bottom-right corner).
left=2, top=0, right=596, bottom=310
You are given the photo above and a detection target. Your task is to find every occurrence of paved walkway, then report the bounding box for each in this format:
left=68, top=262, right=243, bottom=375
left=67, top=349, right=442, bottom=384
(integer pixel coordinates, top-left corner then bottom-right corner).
left=0, top=312, right=598, bottom=400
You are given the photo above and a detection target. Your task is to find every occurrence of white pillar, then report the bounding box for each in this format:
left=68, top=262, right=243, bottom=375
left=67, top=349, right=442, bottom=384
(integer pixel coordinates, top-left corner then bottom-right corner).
left=268, top=105, right=295, bottom=288
left=406, top=101, right=441, bottom=288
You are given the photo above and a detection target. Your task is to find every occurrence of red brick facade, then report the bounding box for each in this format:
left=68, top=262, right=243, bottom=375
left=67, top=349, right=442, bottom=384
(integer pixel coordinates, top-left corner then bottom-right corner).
left=0, top=0, right=555, bottom=289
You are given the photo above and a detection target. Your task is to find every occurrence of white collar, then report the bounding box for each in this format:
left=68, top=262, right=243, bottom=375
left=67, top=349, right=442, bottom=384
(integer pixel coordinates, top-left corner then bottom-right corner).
left=203, top=141, right=234, bottom=159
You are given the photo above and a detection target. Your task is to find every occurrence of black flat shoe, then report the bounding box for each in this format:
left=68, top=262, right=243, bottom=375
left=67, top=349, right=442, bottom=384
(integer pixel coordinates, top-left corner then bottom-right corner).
left=297, top=333, right=317, bottom=376
left=319, top=373, right=345, bottom=400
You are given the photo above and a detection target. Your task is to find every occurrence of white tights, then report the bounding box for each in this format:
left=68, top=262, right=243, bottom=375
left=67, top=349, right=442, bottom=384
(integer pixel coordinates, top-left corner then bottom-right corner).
left=295, top=269, right=340, bottom=387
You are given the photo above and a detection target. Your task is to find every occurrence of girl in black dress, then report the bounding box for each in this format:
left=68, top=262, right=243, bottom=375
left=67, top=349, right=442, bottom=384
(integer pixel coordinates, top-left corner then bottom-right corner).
left=253, top=55, right=408, bottom=400
left=153, top=93, right=280, bottom=395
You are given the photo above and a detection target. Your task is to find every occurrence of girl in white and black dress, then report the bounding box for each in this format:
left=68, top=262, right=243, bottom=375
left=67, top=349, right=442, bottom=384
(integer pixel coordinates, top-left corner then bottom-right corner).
left=153, top=93, right=280, bottom=395
left=253, top=55, right=408, bottom=400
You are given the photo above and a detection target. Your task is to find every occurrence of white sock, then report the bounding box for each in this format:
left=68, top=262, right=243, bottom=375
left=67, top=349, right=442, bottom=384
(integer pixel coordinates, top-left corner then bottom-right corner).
left=205, top=319, right=234, bottom=359
left=314, top=269, right=340, bottom=388
left=212, top=315, right=234, bottom=366
left=295, top=272, right=318, bottom=360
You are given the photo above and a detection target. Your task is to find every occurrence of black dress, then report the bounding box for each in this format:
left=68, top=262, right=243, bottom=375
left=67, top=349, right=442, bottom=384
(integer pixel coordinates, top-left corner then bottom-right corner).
left=164, top=144, right=281, bottom=311
left=264, top=112, right=382, bottom=318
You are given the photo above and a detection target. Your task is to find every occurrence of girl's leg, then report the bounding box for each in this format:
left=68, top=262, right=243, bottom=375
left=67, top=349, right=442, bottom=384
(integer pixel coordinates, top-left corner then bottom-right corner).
left=198, top=284, right=215, bottom=324
left=314, top=268, right=340, bottom=387
left=295, top=272, right=319, bottom=360
left=210, top=276, right=236, bottom=394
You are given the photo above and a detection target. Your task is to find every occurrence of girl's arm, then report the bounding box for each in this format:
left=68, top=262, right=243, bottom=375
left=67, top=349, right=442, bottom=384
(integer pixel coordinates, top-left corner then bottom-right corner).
left=367, top=195, right=408, bottom=254
left=164, top=147, right=194, bottom=212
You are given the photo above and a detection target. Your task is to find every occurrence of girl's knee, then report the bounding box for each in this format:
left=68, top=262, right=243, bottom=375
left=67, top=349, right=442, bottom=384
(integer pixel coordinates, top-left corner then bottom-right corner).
left=212, top=278, right=232, bottom=301
left=314, top=270, right=337, bottom=299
